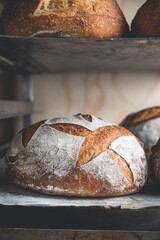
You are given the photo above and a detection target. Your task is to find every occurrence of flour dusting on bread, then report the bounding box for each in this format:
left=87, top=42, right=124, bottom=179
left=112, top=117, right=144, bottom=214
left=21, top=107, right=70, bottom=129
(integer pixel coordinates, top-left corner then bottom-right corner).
left=128, top=118, right=160, bottom=148
left=5, top=114, right=148, bottom=197
left=46, top=114, right=113, bottom=131
left=81, top=151, right=129, bottom=192
left=110, top=136, right=147, bottom=187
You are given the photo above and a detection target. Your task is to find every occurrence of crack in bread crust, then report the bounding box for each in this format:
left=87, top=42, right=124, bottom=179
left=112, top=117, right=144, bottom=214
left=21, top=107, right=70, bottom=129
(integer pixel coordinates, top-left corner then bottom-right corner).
left=22, top=120, right=46, bottom=147
left=76, top=125, right=132, bottom=167
left=49, top=123, right=91, bottom=136
left=79, top=114, right=92, bottom=122
left=106, top=149, right=133, bottom=185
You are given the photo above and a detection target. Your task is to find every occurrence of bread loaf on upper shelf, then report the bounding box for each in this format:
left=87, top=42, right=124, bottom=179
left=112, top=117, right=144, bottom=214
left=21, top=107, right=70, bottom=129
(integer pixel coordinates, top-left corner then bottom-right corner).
left=120, top=107, right=160, bottom=160
left=131, top=0, right=160, bottom=37
left=2, top=0, right=129, bottom=38
left=150, top=139, right=160, bottom=186
left=5, top=113, right=148, bottom=197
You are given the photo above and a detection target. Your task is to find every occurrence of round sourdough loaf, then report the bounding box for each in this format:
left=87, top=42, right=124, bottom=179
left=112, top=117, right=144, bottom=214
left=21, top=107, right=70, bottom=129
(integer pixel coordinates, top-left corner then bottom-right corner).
left=2, top=0, right=129, bottom=38
left=131, top=0, right=160, bottom=37
left=120, top=107, right=160, bottom=160
left=150, top=139, right=160, bottom=186
left=5, top=114, right=148, bottom=197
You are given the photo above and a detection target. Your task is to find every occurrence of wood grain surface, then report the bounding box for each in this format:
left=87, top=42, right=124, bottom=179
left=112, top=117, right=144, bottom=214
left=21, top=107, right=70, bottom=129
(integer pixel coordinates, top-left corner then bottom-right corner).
left=34, top=72, right=160, bottom=124
left=0, top=229, right=159, bottom=240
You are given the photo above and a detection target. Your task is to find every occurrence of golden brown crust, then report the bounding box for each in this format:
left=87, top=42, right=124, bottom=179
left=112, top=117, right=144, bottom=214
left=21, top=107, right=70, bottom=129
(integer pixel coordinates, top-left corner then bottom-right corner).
left=6, top=161, right=140, bottom=197
left=80, top=114, right=92, bottom=122
left=2, top=0, right=129, bottom=38
left=5, top=166, right=110, bottom=197
left=76, top=125, right=132, bottom=167
left=131, top=0, right=160, bottom=37
left=50, top=123, right=91, bottom=136
left=5, top=114, right=147, bottom=197
left=22, top=120, right=46, bottom=147
left=150, top=139, right=160, bottom=184
left=120, top=107, right=160, bottom=129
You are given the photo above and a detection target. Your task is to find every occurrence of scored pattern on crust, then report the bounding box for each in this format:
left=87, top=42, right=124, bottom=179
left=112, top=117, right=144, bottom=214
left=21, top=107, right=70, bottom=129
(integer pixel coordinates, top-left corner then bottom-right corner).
left=106, top=149, right=133, bottom=185
left=45, top=114, right=111, bottom=131
left=34, top=0, right=124, bottom=19
left=50, top=124, right=138, bottom=186
left=22, top=120, right=46, bottom=147
left=5, top=114, right=147, bottom=196
left=76, top=125, right=132, bottom=167
left=49, top=123, right=134, bottom=185
left=109, top=135, right=148, bottom=187
left=45, top=122, right=134, bottom=184
left=50, top=123, right=91, bottom=137
left=121, top=107, right=160, bottom=128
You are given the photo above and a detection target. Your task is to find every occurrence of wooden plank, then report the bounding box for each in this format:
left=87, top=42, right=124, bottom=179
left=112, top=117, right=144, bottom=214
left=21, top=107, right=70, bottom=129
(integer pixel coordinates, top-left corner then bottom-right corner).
left=0, top=100, right=33, bottom=119
left=0, top=229, right=159, bottom=240
left=0, top=205, right=160, bottom=231
left=1, top=36, right=160, bottom=73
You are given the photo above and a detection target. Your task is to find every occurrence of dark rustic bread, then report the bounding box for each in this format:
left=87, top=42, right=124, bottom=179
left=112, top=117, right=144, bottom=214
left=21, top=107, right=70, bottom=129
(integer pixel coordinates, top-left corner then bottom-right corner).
left=2, top=0, right=129, bottom=38
left=120, top=107, right=160, bottom=160
left=5, top=114, right=148, bottom=197
left=131, top=0, right=160, bottom=37
left=150, top=139, right=160, bottom=185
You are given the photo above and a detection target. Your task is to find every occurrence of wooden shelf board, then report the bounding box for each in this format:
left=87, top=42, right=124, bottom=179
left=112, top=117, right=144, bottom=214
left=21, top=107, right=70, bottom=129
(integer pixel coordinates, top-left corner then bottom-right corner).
left=0, top=36, right=160, bottom=73
left=0, top=229, right=160, bottom=240
left=0, top=100, right=33, bottom=120
left=0, top=159, right=159, bottom=231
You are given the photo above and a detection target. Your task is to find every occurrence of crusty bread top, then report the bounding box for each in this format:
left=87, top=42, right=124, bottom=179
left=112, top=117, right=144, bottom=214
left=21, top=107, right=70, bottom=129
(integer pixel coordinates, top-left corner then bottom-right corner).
left=4, top=0, right=125, bottom=18
left=2, top=0, right=129, bottom=38
left=120, top=107, right=160, bottom=129
left=131, top=0, right=160, bottom=37
left=5, top=113, right=147, bottom=197
left=34, top=0, right=124, bottom=17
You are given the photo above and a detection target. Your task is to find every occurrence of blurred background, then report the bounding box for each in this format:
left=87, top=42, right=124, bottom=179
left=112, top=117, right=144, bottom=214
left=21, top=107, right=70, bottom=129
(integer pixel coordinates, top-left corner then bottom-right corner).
left=1, top=0, right=160, bottom=127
